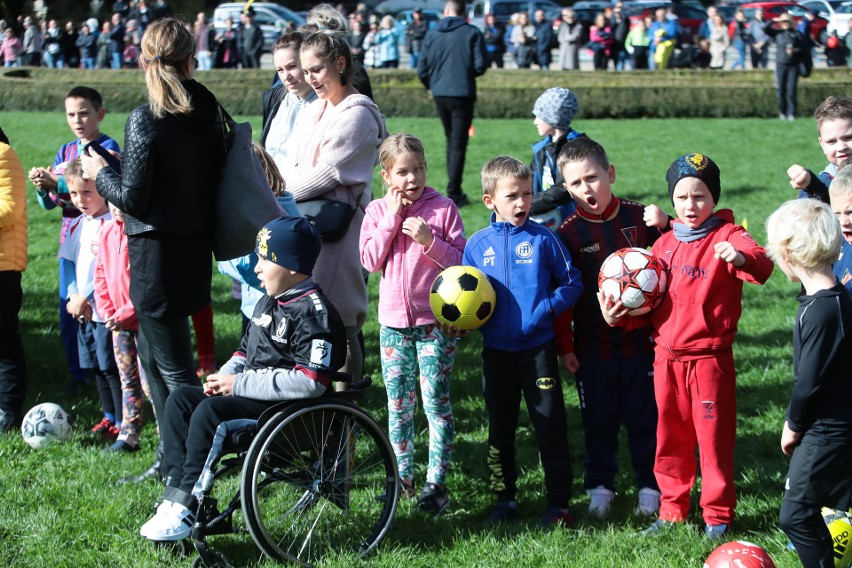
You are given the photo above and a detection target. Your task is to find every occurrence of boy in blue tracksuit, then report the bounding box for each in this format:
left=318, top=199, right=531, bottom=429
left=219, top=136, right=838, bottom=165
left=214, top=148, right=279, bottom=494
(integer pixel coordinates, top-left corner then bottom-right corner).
left=459, top=156, right=583, bottom=526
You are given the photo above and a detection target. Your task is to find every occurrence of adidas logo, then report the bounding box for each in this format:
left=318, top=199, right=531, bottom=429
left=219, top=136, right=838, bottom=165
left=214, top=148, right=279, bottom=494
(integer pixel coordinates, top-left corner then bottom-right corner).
left=484, top=247, right=495, bottom=256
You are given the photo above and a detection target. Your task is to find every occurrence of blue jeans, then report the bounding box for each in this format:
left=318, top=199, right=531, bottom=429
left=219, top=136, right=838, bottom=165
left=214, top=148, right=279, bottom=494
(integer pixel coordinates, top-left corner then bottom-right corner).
left=111, top=52, right=122, bottom=69
left=82, top=57, right=95, bottom=69
left=3, top=60, right=17, bottom=67
left=731, top=39, right=746, bottom=69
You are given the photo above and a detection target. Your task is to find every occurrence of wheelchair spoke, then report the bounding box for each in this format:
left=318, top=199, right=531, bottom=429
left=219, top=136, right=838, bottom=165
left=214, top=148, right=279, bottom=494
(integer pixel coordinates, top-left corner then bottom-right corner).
left=241, top=401, right=399, bottom=566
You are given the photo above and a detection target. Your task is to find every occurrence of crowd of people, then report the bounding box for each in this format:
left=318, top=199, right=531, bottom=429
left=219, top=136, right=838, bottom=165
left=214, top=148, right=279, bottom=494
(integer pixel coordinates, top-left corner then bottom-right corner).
left=0, top=0, right=851, bottom=564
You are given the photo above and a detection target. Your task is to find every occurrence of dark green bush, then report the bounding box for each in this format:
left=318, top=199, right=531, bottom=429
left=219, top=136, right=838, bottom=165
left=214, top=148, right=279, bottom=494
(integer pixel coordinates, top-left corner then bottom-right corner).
left=2, top=66, right=850, bottom=118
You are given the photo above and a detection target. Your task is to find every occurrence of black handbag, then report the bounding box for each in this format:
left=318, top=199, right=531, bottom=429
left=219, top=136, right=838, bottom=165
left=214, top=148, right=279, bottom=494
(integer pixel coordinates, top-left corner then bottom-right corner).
left=213, top=105, right=283, bottom=260
left=296, top=198, right=359, bottom=242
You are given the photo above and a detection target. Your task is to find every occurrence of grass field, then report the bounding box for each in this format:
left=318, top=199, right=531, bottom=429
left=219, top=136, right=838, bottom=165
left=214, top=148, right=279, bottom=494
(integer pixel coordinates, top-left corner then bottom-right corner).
left=0, top=111, right=829, bottom=567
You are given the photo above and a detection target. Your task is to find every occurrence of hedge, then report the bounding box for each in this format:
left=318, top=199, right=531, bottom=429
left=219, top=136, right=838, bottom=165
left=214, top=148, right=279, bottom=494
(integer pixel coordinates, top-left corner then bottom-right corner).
left=2, top=66, right=850, bottom=118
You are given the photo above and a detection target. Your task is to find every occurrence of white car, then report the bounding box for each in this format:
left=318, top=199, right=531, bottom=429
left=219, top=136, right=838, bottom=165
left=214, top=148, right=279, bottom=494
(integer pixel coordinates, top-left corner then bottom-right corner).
left=799, top=0, right=852, bottom=38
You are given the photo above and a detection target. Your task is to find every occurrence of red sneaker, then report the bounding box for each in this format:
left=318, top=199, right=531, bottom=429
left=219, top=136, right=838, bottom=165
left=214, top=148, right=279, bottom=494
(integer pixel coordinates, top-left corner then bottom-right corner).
left=90, top=417, right=115, bottom=438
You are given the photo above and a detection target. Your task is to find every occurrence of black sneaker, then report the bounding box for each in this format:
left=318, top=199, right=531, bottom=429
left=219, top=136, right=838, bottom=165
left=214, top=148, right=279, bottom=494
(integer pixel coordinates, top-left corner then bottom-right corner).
left=450, top=194, right=470, bottom=207
left=485, top=500, right=517, bottom=526
left=416, top=482, right=449, bottom=516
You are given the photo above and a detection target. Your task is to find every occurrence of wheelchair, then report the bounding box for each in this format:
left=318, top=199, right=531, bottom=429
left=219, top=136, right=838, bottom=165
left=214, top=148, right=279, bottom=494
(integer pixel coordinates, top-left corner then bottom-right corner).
left=180, top=373, right=399, bottom=568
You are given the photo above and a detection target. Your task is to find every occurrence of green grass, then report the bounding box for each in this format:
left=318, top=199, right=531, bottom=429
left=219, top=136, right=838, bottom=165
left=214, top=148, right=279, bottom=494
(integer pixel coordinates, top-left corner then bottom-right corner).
left=0, top=112, right=825, bottom=567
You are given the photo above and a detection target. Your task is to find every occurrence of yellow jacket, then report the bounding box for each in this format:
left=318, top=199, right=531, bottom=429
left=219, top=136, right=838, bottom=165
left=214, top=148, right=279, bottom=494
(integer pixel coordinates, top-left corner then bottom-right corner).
left=0, top=142, right=28, bottom=272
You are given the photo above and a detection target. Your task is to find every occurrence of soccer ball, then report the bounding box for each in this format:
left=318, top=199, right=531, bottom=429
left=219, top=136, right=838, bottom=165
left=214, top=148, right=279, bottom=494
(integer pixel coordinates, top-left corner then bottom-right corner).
left=598, top=247, right=667, bottom=316
left=822, top=507, right=852, bottom=568
left=21, top=403, right=72, bottom=449
left=704, top=540, right=776, bottom=568
left=429, top=265, right=496, bottom=330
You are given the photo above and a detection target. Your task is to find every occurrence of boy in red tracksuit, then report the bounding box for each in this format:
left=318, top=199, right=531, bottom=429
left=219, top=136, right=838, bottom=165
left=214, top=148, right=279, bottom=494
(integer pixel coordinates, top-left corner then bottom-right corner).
left=600, top=153, right=774, bottom=539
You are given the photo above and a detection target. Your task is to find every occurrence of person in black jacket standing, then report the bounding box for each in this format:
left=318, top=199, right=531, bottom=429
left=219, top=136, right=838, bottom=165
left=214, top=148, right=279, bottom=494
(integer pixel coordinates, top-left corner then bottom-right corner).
left=417, top=0, right=487, bottom=207
left=239, top=8, right=264, bottom=69
left=407, top=8, right=429, bottom=69
left=80, top=18, right=225, bottom=482
left=765, top=13, right=804, bottom=121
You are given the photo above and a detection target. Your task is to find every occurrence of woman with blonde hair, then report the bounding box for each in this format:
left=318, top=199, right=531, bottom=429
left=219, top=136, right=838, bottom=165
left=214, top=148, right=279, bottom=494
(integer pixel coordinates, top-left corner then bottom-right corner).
left=285, top=30, right=386, bottom=383
left=81, top=17, right=224, bottom=482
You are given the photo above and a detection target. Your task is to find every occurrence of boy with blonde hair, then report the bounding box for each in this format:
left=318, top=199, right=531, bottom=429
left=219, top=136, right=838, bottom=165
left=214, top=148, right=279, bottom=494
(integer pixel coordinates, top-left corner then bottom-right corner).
left=461, top=156, right=583, bottom=526
left=765, top=197, right=852, bottom=568
left=59, top=158, right=122, bottom=440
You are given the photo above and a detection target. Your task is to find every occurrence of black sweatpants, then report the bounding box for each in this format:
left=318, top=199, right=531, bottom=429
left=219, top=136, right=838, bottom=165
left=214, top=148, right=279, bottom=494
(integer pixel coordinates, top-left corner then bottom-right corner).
left=0, top=271, right=25, bottom=429
left=161, top=386, right=273, bottom=496
left=775, top=63, right=799, bottom=118
left=779, top=433, right=852, bottom=568
left=482, top=341, right=573, bottom=508
left=433, top=96, right=475, bottom=202
left=574, top=352, right=657, bottom=491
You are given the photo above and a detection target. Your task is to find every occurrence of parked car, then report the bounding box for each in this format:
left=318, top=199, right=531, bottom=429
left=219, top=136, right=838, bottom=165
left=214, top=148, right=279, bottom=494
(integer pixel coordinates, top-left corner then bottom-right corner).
left=212, top=2, right=305, bottom=53
left=798, top=0, right=852, bottom=38
left=740, top=2, right=829, bottom=42
left=467, top=0, right=562, bottom=29
left=623, top=2, right=708, bottom=44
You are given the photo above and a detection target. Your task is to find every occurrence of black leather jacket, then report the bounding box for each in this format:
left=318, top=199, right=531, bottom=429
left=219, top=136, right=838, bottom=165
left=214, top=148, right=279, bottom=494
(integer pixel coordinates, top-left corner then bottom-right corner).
left=96, top=80, right=224, bottom=236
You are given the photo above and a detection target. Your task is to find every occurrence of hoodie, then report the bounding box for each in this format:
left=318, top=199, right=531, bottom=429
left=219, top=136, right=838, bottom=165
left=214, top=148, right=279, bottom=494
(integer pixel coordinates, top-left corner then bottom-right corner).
left=417, top=16, right=488, bottom=98
left=360, top=186, right=466, bottom=328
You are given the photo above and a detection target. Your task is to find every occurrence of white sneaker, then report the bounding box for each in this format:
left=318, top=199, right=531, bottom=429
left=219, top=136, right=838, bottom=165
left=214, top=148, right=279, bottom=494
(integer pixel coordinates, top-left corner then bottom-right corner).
left=140, top=500, right=194, bottom=541
left=587, top=486, right=615, bottom=517
left=635, top=487, right=661, bottom=516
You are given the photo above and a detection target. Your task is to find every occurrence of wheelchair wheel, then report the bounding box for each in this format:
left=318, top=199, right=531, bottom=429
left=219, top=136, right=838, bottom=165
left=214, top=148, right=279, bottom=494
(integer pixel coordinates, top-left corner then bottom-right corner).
left=241, top=399, right=398, bottom=566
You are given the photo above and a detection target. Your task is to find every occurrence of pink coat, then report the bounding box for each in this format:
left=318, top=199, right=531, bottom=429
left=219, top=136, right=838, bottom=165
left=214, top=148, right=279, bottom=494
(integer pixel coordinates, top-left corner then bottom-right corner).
left=360, top=187, right=466, bottom=328
left=93, top=219, right=137, bottom=330
left=1, top=36, right=21, bottom=63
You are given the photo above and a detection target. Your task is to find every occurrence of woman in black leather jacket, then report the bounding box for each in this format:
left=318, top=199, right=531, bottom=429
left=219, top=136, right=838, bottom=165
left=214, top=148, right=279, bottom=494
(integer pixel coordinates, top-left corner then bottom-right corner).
left=81, top=18, right=224, bottom=479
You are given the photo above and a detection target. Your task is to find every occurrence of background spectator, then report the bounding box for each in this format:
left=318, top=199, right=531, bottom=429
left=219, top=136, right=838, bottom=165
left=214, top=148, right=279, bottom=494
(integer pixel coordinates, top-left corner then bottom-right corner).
left=557, top=9, right=581, bottom=70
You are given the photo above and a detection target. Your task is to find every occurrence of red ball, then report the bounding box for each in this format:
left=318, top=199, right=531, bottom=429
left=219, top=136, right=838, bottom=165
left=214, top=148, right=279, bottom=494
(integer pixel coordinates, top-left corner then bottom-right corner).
left=704, top=541, right=776, bottom=568
left=827, top=35, right=840, bottom=50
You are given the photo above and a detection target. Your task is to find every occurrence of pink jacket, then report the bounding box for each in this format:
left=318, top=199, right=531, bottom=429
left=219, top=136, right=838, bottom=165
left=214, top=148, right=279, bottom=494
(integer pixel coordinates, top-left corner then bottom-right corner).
left=1, top=36, right=21, bottom=63
left=93, top=219, right=137, bottom=330
left=360, top=187, right=466, bottom=328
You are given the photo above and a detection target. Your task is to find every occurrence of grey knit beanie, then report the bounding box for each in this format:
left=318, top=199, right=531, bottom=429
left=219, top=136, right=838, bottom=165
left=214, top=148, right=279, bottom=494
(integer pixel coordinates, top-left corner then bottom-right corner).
left=532, top=87, right=579, bottom=131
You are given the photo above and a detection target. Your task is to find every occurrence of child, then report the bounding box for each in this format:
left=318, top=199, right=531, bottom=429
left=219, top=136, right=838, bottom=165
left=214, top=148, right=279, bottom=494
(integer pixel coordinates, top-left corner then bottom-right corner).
left=139, top=216, right=346, bottom=542
left=58, top=159, right=122, bottom=440
left=93, top=201, right=152, bottom=453
left=599, top=153, right=774, bottom=538
left=829, top=164, right=852, bottom=296
left=359, top=134, right=466, bottom=514
left=461, top=156, right=583, bottom=526
left=528, top=87, right=584, bottom=229
left=787, top=96, right=852, bottom=202
left=764, top=198, right=852, bottom=568
left=554, top=137, right=664, bottom=518
left=28, top=86, right=120, bottom=393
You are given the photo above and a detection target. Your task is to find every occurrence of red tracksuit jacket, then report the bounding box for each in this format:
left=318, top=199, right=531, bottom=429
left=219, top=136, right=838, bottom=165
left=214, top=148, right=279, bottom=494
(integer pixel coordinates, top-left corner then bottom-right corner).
left=621, top=209, right=774, bottom=357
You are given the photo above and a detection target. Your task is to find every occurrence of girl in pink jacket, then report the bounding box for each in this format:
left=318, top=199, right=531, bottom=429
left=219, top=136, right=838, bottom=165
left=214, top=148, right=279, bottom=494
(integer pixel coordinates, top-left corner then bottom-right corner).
left=93, top=203, right=152, bottom=452
left=360, top=134, right=466, bottom=515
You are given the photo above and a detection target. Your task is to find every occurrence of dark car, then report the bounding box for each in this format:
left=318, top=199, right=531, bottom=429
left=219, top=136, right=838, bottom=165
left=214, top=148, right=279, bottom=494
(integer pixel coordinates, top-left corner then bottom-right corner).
left=740, top=2, right=829, bottom=42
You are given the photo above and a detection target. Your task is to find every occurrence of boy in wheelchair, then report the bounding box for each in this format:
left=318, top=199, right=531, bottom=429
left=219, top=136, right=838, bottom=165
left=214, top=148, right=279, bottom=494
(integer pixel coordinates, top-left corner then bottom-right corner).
left=140, top=216, right=347, bottom=543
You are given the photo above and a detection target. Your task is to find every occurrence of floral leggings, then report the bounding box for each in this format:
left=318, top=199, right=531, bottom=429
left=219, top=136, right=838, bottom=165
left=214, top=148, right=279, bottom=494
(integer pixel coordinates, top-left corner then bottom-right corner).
left=380, top=324, right=455, bottom=487
left=112, top=330, right=154, bottom=447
